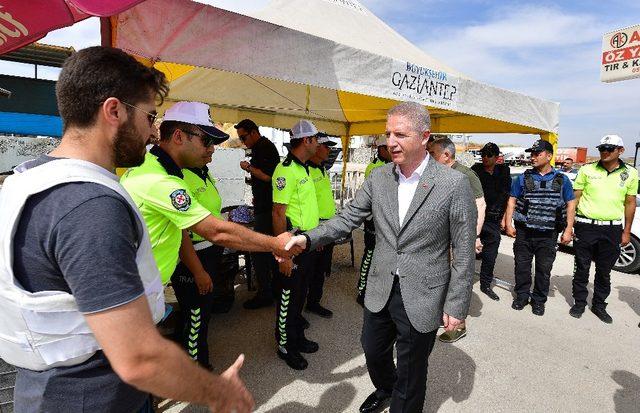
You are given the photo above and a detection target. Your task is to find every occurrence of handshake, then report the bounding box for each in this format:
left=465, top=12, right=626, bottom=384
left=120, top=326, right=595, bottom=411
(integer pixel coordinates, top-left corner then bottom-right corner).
left=272, top=233, right=310, bottom=262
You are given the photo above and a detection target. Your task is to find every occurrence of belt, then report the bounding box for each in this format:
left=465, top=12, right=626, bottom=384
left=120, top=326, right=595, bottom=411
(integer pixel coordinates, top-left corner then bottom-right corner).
left=193, top=240, right=214, bottom=251
left=576, top=216, right=622, bottom=226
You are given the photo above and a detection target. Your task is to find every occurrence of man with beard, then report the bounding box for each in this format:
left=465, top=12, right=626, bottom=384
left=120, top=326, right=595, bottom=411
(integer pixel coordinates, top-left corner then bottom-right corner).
left=0, top=47, right=256, bottom=413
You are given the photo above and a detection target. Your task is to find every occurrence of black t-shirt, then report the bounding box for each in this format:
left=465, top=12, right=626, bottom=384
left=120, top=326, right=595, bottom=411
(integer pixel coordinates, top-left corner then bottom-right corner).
left=471, top=163, right=511, bottom=219
left=249, top=136, right=280, bottom=213
left=11, top=156, right=148, bottom=413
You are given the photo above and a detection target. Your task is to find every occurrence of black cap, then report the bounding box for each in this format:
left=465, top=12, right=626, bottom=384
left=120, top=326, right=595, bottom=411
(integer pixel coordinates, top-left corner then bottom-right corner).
left=234, top=119, right=259, bottom=132
left=525, top=139, right=554, bottom=153
left=480, top=142, right=500, bottom=157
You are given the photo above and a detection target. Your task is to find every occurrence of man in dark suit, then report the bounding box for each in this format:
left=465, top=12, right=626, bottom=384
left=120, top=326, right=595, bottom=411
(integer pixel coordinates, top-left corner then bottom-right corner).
left=286, top=102, right=477, bottom=413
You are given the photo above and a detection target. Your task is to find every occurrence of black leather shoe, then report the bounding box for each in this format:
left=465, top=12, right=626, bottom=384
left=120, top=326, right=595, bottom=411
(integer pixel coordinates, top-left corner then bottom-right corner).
left=511, top=298, right=528, bottom=310
left=591, top=306, right=613, bottom=324
left=356, top=293, right=365, bottom=307
left=480, top=285, right=500, bottom=301
left=298, top=337, right=319, bottom=353
left=569, top=304, right=585, bottom=318
left=359, top=391, right=390, bottom=413
left=277, top=348, right=308, bottom=370
left=301, top=316, right=310, bottom=330
left=531, top=303, right=545, bottom=316
left=243, top=295, right=273, bottom=310
left=306, top=304, right=333, bottom=318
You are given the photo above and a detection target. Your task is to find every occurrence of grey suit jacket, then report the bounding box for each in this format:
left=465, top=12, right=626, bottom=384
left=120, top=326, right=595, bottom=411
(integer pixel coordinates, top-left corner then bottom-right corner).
left=307, top=157, right=477, bottom=333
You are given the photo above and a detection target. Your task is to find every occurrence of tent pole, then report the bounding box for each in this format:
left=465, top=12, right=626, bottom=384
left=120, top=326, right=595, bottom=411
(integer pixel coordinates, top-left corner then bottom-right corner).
left=340, top=135, right=350, bottom=208
left=540, top=132, right=558, bottom=166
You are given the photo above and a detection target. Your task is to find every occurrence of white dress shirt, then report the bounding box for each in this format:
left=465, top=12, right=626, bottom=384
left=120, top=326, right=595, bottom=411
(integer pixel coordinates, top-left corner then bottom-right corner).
left=397, top=154, right=429, bottom=226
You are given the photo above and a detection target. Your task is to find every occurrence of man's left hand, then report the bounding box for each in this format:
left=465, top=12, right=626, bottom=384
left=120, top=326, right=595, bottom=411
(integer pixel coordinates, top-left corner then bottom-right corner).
left=442, top=313, right=464, bottom=332
left=240, top=161, right=250, bottom=172
left=622, top=231, right=631, bottom=246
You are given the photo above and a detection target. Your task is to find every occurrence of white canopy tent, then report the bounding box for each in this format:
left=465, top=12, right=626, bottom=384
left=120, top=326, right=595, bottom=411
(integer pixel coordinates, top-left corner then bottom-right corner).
left=106, top=0, right=559, bottom=145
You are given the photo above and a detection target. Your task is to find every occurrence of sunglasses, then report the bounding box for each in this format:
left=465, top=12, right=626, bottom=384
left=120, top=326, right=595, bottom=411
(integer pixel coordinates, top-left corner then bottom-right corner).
left=121, top=101, right=157, bottom=126
left=598, top=145, right=618, bottom=153
left=180, top=129, right=216, bottom=147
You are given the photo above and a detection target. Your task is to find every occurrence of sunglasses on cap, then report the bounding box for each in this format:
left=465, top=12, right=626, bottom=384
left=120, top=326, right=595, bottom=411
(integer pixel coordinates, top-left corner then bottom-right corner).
left=598, top=145, right=618, bottom=153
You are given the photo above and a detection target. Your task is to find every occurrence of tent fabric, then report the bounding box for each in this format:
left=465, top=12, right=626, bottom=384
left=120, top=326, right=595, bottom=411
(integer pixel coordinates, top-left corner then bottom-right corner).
left=110, top=0, right=559, bottom=137
left=0, top=0, right=145, bottom=55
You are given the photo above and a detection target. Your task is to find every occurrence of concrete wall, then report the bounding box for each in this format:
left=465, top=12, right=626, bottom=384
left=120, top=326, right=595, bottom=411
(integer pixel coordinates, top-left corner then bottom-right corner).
left=0, top=135, right=59, bottom=172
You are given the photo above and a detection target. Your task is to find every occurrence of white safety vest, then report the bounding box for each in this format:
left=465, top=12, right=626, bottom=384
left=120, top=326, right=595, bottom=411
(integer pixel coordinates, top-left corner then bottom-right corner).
left=0, top=158, right=165, bottom=371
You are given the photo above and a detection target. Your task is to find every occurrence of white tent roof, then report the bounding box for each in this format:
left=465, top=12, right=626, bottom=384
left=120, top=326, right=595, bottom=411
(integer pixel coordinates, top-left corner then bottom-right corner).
left=111, top=0, right=559, bottom=136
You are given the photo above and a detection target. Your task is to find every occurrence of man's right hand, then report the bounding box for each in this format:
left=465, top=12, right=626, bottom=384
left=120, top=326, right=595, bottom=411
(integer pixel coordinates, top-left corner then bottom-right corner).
left=285, top=234, right=308, bottom=252
left=505, top=224, right=516, bottom=238
left=273, top=232, right=303, bottom=261
left=210, top=355, right=254, bottom=413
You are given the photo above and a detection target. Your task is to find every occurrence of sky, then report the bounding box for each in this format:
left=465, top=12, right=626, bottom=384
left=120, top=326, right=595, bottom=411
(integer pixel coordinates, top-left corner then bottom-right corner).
left=1, top=0, right=639, bottom=153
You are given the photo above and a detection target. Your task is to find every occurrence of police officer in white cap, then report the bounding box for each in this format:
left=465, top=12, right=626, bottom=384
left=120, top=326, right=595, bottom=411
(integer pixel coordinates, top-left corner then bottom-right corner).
left=570, top=134, right=638, bottom=323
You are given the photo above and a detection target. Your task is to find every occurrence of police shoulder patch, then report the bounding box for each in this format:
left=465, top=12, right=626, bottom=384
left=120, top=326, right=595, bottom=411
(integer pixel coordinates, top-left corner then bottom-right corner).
left=276, top=177, right=286, bottom=191
left=170, top=189, right=191, bottom=211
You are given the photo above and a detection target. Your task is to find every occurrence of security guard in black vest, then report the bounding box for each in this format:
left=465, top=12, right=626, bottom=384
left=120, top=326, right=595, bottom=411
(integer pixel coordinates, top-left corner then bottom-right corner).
left=504, top=140, right=576, bottom=316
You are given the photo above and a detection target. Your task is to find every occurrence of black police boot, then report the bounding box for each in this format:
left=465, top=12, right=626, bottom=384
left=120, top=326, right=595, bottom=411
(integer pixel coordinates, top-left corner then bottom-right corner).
left=277, top=347, right=308, bottom=370
left=298, top=337, right=319, bottom=354
left=300, top=316, right=310, bottom=330
left=569, top=304, right=585, bottom=318
left=531, top=302, right=545, bottom=316
left=511, top=297, right=528, bottom=310
left=306, top=303, right=333, bottom=318
left=591, top=306, right=613, bottom=324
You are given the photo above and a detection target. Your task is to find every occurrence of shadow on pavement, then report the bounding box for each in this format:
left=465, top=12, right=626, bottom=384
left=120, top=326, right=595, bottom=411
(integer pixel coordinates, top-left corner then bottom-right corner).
left=263, top=382, right=357, bottom=413
left=196, top=234, right=371, bottom=412
left=425, top=343, right=476, bottom=412
left=612, top=370, right=640, bottom=413
left=615, top=286, right=640, bottom=317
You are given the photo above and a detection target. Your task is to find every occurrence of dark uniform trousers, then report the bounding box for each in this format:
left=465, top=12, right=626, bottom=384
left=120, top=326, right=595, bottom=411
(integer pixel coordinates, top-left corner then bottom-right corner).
left=251, top=210, right=277, bottom=299
left=275, top=251, right=315, bottom=351
left=171, top=244, right=224, bottom=367
left=479, top=219, right=502, bottom=287
left=307, top=242, right=335, bottom=307
left=358, top=218, right=377, bottom=294
left=572, top=222, right=622, bottom=309
left=513, top=224, right=557, bottom=304
left=361, top=277, right=437, bottom=413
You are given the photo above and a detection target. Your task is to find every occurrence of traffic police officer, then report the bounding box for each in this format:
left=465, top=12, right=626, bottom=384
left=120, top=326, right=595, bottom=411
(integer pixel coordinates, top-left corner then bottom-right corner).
left=272, top=120, right=320, bottom=370
left=122, top=101, right=297, bottom=365
left=172, top=148, right=227, bottom=369
left=570, top=134, right=638, bottom=323
left=306, top=133, right=338, bottom=319
left=504, top=140, right=576, bottom=316
left=357, top=136, right=392, bottom=306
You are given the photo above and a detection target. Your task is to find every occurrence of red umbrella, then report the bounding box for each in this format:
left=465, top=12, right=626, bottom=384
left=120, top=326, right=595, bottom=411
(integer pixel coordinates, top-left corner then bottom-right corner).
left=0, top=0, right=146, bottom=55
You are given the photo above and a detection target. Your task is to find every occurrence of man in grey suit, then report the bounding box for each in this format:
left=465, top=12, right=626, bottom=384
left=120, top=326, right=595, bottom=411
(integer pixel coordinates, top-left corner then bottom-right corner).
left=286, top=102, right=477, bottom=413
